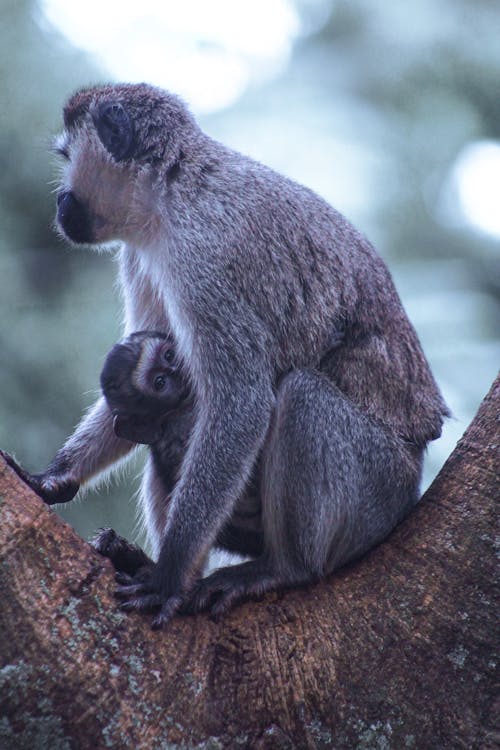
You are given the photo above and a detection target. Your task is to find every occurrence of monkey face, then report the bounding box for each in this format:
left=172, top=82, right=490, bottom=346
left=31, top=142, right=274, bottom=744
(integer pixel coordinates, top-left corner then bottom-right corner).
left=101, top=331, right=190, bottom=445
left=53, top=123, right=143, bottom=246
left=53, top=83, right=194, bottom=247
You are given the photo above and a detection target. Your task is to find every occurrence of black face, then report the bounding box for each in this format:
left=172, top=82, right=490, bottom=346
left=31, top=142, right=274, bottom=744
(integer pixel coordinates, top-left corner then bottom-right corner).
left=56, top=190, right=93, bottom=244
left=100, top=332, right=189, bottom=445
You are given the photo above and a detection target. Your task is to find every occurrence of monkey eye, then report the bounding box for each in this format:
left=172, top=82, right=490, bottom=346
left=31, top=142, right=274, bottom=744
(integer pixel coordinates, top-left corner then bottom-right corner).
left=54, top=145, right=70, bottom=160
left=153, top=374, right=166, bottom=392
left=162, top=348, right=176, bottom=365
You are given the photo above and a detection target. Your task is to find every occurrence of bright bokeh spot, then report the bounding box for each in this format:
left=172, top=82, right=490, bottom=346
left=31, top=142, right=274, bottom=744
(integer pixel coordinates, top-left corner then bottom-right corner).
left=39, top=0, right=300, bottom=113
left=452, top=140, right=500, bottom=240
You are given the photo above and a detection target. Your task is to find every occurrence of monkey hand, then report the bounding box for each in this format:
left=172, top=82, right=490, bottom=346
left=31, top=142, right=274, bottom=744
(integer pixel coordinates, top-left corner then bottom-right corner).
left=31, top=472, right=80, bottom=505
left=114, top=564, right=186, bottom=630
left=0, top=450, right=80, bottom=505
left=91, top=527, right=153, bottom=577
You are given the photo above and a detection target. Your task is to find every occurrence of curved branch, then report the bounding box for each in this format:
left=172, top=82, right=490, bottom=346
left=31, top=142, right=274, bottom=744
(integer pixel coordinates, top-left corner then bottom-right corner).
left=0, top=375, right=498, bottom=749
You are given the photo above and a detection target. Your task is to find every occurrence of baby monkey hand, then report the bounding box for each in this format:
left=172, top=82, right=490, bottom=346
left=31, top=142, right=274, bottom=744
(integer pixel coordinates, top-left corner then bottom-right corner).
left=1, top=450, right=80, bottom=505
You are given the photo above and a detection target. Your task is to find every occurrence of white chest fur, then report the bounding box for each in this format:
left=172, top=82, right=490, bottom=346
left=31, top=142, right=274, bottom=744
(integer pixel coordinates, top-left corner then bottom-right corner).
left=135, top=245, right=195, bottom=366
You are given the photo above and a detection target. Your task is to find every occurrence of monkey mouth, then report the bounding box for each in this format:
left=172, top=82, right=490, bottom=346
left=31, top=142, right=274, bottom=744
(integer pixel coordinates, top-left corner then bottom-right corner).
left=112, top=413, right=164, bottom=445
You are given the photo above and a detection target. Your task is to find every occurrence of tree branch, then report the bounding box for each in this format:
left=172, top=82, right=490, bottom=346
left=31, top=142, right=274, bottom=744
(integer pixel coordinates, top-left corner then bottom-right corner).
left=1, top=375, right=498, bottom=749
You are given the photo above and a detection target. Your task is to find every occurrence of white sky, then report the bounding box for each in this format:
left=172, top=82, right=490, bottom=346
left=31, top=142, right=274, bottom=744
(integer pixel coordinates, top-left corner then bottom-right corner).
left=40, top=0, right=300, bottom=113
left=39, top=0, right=500, bottom=240
left=451, top=141, right=500, bottom=240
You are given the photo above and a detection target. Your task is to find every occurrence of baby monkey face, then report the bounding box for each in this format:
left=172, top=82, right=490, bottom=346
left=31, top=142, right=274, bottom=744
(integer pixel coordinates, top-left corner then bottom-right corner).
left=100, top=331, right=190, bottom=444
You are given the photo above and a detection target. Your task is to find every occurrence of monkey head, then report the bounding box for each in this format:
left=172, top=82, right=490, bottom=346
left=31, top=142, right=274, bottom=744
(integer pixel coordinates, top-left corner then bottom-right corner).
left=100, top=331, right=190, bottom=445
left=53, top=83, right=197, bottom=246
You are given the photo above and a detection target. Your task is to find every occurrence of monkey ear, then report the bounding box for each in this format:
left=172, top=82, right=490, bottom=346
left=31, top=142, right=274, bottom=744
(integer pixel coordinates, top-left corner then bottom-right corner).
left=94, top=102, right=135, bottom=161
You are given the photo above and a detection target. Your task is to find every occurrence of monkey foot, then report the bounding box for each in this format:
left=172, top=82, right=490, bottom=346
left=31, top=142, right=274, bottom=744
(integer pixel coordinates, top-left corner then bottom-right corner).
left=113, top=558, right=280, bottom=628
left=113, top=556, right=287, bottom=627
left=91, top=527, right=153, bottom=577
left=114, top=565, right=185, bottom=630
left=183, top=558, right=281, bottom=619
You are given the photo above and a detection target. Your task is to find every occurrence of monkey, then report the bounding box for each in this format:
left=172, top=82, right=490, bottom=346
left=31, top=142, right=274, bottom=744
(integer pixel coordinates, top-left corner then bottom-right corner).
left=100, top=330, right=190, bottom=449
left=94, top=330, right=191, bottom=581
left=12, top=82, right=448, bottom=627
left=98, top=330, right=196, bottom=561
left=95, top=329, right=265, bottom=581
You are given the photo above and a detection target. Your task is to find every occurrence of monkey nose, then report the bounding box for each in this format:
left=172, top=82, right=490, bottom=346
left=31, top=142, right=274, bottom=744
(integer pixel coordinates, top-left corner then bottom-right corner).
left=56, top=190, right=93, bottom=244
left=57, top=189, right=75, bottom=208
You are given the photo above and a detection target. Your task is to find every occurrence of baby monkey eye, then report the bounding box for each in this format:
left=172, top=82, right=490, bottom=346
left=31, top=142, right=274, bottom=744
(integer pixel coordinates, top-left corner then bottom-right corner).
left=54, top=145, right=70, bottom=160
left=162, top=348, right=176, bottom=365
left=153, top=374, right=166, bottom=392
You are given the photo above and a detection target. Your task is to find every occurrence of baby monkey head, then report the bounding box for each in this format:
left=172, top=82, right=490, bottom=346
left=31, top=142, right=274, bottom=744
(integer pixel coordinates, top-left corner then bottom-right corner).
left=100, top=331, right=190, bottom=445
left=54, top=83, right=198, bottom=246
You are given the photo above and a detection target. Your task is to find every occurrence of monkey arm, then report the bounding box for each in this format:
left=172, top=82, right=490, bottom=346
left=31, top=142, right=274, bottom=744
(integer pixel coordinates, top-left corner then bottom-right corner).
left=1, top=398, right=134, bottom=505
left=116, top=369, right=274, bottom=628
left=18, top=249, right=168, bottom=506
left=37, top=397, right=136, bottom=502
left=166, top=386, right=272, bottom=556
left=34, top=246, right=169, bottom=504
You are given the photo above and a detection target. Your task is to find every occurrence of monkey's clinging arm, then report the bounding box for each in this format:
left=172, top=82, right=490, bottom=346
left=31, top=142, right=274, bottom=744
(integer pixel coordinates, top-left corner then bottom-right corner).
left=0, top=449, right=80, bottom=505
left=37, top=397, right=136, bottom=503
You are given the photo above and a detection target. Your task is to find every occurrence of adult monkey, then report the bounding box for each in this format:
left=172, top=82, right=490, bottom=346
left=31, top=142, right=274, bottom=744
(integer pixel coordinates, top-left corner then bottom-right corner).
left=20, top=84, right=449, bottom=627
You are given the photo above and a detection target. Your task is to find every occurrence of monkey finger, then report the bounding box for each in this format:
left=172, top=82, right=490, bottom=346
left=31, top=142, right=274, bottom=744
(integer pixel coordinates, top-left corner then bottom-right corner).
left=151, top=595, right=184, bottom=630
left=41, top=477, right=80, bottom=505
left=115, top=571, right=134, bottom=585
left=120, top=593, right=162, bottom=613
left=114, top=582, right=153, bottom=599
left=92, top=527, right=117, bottom=552
left=183, top=582, right=223, bottom=614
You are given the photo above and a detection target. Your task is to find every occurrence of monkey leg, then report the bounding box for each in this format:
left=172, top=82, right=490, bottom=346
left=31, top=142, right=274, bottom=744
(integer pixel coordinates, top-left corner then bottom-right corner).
left=261, top=369, right=422, bottom=579
left=215, top=479, right=264, bottom=557
left=138, top=453, right=173, bottom=559
left=215, top=524, right=264, bottom=557
left=183, top=557, right=289, bottom=620
left=91, top=528, right=153, bottom=576
left=185, top=369, right=422, bottom=617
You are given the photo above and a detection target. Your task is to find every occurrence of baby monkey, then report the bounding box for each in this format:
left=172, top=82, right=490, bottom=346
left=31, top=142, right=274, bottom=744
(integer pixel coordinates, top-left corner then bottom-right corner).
left=100, top=330, right=190, bottom=465
left=95, top=330, right=190, bottom=583
left=96, top=330, right=264, bottom=611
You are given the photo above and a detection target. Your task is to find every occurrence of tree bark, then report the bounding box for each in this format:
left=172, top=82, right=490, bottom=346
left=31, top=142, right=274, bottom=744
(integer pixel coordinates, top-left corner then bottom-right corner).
left=0, top=376, right=498, bottom=750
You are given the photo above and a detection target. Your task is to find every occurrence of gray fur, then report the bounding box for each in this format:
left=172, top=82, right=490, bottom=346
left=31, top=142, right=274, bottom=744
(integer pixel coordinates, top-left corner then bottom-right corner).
left=141, top=453, right=173, bottom=557
left=99, top=330, right=263, bottom=563
left=37, top=82, right=447, bottom=625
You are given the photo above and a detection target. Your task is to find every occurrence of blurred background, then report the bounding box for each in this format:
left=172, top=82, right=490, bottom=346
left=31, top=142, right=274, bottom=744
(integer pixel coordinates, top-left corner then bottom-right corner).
left=0, top=0, right=498, bottom=548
